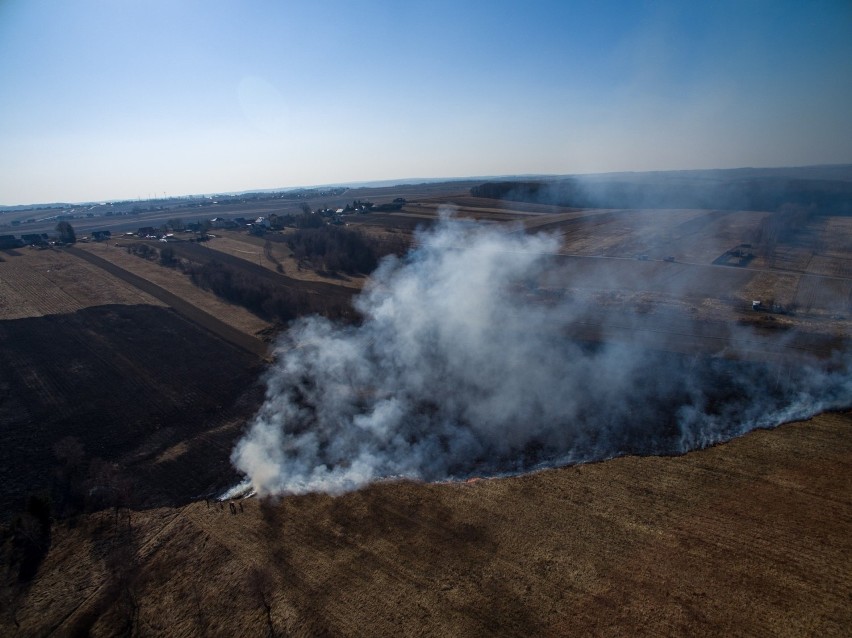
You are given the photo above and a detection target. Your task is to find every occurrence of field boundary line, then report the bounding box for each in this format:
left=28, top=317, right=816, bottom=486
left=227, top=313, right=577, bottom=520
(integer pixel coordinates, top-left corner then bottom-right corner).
left=64, top=247, right=269, bottom=359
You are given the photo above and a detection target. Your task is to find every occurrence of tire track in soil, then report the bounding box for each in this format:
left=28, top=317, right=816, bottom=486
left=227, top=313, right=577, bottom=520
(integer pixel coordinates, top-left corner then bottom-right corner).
left=65, top=246, right=269, bottom=359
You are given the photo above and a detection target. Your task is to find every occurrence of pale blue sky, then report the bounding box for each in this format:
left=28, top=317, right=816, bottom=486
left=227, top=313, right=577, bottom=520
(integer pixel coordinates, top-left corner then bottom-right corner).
left=1, top=0, right=850, bottom=204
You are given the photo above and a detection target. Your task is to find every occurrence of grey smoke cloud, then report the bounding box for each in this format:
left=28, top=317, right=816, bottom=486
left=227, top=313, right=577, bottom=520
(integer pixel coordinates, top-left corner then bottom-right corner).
left=232, top=213, right=851, bottom=496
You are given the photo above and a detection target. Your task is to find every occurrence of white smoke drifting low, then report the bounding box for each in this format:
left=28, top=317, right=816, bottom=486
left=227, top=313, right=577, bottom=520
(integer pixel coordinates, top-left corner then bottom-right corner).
left=232, top=214, right=851, bottom=496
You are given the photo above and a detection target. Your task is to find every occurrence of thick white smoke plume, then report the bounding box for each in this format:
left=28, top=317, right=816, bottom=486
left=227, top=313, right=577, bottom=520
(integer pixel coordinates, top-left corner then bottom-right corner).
left=232, top=214, right=851, bottom=496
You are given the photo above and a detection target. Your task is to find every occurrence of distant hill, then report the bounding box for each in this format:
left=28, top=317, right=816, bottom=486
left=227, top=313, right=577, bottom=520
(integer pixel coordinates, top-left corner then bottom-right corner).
left=4, top=164, right=851, bottom=211
left=471, top=165, right=852, bottom=214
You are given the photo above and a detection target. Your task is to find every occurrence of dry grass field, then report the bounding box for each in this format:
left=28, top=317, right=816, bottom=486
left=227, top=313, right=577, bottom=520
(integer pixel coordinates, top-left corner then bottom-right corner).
left=201, top=232, right=369, bottom=290
left=0, top=247, right=162, bottom=319
left=77, top=241, right=272, bottom=338
left=1, top=183, right=850, bottom=637
left=4, top=410, right=849, bottom=637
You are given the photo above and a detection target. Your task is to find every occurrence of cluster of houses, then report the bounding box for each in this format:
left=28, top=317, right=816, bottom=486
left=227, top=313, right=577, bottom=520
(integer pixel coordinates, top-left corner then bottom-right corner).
left=208, top=216, right=270, bottom=231
left=126, top=216, right=273, bottom=242
left=1, top=198, right=411, bottom=251
left=126, top=199, right=410, bottom=241
left=3, top=199, right=412, bottom=251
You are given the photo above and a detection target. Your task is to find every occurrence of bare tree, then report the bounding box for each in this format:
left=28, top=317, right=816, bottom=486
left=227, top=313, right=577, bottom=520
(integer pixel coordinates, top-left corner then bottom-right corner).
left=56, top=221, right=76, bottom=244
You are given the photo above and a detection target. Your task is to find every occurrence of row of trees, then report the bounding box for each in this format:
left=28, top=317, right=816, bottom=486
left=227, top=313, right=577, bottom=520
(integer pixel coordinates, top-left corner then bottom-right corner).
left=286, top=225, right=408, bottom=275
left=125, top=228, right=407, bottom=324
left=472, top=177, right=852, bottom=213
left=124, top=242, right=355, bottom=322
left=287, top=226, right=379, bottom=275
left=56, top=221, right=76, bottom=243
left=187, top=260, right=352, bottom=323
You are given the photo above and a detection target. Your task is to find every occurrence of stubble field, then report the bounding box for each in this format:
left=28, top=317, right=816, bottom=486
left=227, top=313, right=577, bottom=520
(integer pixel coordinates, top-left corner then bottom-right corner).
left=7, top=411, right=850, bottom=636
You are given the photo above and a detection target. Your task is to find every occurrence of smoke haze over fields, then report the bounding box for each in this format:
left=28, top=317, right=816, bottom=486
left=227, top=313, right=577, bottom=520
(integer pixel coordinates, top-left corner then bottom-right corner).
left=233, top=214, right=851, bottom=496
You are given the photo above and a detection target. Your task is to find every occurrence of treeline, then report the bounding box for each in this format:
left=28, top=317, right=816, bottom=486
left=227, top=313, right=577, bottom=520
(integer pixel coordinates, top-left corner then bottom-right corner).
left=286, top=226, right=407, bottom=275
left=124, top=228, right=407, bottom=324
left=471, top=177, right=852, bottom=214
left=126, top=243, right=158, bottom=260
left=127, top=242, right=183, bottom=267
left=187, top=260, right=352, bottom=323
left=470, top=181, right=548, bottom=202
left=126, top=243, right=349, bottom=321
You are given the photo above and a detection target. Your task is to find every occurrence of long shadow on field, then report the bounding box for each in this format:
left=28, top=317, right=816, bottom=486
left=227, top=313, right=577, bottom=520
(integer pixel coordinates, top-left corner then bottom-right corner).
left=0, top=304, right=266, bottom=521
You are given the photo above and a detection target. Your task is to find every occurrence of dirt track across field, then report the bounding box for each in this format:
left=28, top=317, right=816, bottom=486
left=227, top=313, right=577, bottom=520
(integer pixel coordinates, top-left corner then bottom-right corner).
left=66, top=246, right=269, bottom=358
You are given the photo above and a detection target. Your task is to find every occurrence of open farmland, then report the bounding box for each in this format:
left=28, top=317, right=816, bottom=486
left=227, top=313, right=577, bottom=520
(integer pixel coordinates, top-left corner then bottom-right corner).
left=75, top=241, right=272, bottom=339
left=1, top=177, right=850, bottom=637
left=0, top=246, right=269, bottom=518
left=198, top=232, right=369, bottom=290
left=3, top=0, right=852, bottom=627
left=0, top=247, right=162, bottom=319
left=164, top=240, right=358, bottom=320
left=341, top=195, right=851, bottom=358
left=66, top=246, right=269, bottom=358
left=4, top=410, right=849, bottom=636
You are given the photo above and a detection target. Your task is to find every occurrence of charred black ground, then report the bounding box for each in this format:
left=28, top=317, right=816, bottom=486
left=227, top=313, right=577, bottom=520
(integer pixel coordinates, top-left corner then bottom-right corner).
left=0, top=304, right=263, bottom=518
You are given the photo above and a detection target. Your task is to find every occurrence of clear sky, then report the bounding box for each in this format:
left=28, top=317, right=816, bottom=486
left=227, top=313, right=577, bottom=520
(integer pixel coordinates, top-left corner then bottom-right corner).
left=1, top=0, right=850, bottom=204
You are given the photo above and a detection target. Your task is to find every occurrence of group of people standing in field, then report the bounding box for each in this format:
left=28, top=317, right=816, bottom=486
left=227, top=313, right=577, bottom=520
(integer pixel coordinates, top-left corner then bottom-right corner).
left=205, top=498, right=243, bottom=514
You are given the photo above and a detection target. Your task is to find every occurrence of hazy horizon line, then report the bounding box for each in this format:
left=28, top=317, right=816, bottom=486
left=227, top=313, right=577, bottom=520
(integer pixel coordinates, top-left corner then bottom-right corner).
left=3, top=162, right=851, bottom=209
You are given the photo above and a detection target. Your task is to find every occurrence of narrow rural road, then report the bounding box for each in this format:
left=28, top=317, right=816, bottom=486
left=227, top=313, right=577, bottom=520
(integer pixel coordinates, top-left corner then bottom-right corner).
left=65, top=246, right=270, bottom=359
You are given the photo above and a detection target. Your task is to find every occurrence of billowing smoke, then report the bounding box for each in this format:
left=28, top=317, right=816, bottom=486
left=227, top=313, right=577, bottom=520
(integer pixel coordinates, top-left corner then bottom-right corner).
left=232, top=213, right=851, bottom=496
